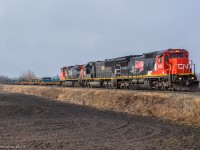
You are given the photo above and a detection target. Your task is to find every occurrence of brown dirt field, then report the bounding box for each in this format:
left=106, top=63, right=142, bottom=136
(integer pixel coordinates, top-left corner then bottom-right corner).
left=0, top=92, right=200, bottom=149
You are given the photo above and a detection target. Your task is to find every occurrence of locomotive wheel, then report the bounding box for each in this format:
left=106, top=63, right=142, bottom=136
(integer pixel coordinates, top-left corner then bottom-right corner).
left=104, top=82, right=109, bottom=89
left=111, top=84, right=117, bottom=89
left=106, top=84, right=110, bottom=89
left=85, top=82, right=90, bottom=88
left=161, top=84, right=165, bottom=91
left=106, top=82, right=111, bottom=89
left=88, top=83, right=92, bottom=88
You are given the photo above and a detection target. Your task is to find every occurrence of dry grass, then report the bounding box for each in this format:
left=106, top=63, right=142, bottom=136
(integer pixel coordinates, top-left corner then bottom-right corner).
left=1, top=85, right=200, bottom=126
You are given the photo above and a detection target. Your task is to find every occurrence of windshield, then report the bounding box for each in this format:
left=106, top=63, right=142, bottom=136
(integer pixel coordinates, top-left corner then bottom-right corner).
left=170, top=53, right=183, bottom=58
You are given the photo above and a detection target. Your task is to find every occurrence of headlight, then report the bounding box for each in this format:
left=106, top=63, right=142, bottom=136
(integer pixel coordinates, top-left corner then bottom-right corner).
left=179, top=77, right=182, bottom=80
left=191, top=77, right=194, bottom=80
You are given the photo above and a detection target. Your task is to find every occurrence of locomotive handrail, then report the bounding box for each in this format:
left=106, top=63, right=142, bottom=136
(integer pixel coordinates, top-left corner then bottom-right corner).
left=189, top=60, right=196, bottom=75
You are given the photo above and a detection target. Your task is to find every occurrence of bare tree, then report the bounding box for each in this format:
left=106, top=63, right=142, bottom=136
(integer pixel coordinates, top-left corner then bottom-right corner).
left=20, top=70, right=36, bottom=81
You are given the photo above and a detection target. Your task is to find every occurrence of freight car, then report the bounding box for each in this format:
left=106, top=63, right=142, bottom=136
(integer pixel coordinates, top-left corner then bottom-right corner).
left=60, top=48, right=199, bottom=91
left=40, top=77, right=59, bottom=86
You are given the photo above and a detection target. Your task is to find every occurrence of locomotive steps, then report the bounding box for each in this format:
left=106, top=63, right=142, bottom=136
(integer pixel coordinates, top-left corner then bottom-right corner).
left=0, top=84, right=200, bottom=126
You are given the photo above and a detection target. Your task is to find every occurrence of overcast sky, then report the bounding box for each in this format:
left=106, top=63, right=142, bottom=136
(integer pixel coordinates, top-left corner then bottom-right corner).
left=0, top=0, right=200, bottom=77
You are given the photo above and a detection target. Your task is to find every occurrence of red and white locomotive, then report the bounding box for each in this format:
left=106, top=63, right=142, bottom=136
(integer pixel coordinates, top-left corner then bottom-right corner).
left=60, top=48, right=199, bottom=91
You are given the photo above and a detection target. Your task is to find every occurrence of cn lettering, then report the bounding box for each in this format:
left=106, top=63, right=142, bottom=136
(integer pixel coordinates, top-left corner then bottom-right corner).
left=177, top=64, right=189, bottom=70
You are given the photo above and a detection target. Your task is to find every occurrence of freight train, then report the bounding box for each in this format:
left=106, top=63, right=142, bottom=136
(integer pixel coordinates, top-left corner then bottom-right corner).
left=8, top=77, right=60, bottom=86
left=59, top=48, right=199, bottom=91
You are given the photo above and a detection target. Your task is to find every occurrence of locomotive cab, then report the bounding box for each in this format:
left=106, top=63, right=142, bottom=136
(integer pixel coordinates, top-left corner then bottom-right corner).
left=167, top=49, right=190, bottom=75
left=165, top=49, right=198, bottom=90
left=151, top=49, right=199, bottom=90
left=153, top=49, right=193, bottom=75
left=60, top=67, right=67, bottom=81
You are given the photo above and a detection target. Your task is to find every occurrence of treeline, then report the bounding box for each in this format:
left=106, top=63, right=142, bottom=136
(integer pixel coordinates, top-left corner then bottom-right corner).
left=20, top=70, right=36, bottom=81
left=0, top=75, right=11, bottom=82
left=0, top=70, right=37, bottom=83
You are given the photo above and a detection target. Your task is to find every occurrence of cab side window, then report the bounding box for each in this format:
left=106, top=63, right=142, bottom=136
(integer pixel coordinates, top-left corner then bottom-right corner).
left=164, top=55, right=169, bottom=62
left=158, top=57, right=162, bottom=63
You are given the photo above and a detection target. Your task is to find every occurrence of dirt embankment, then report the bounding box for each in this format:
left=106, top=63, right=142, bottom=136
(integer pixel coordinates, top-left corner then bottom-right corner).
left=1, top=85, right=200, bottom=126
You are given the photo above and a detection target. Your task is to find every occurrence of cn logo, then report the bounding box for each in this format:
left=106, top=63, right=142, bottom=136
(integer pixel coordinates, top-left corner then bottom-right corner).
left=135, top=61, right=144, bottom=72
left=178, top=64, right=189, bottom=70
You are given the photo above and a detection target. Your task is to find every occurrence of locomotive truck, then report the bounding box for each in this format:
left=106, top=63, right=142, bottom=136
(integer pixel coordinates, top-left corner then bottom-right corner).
left=60, top=48, right=199, bottom=91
